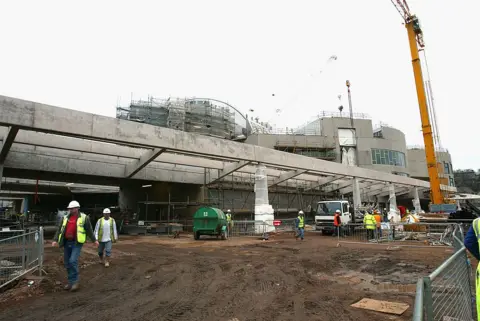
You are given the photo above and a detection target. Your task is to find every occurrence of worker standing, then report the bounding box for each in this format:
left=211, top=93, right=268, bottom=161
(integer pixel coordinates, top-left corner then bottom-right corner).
left=295, top=210, right=305, bottom=241
left=464, top=218, right=480, bottom=321
left=226, top=209, right=233, bottom=237
left=52, top=201, right=98, bottom=292
left=94, top=208, right=118, bottom=267
left=373, top=210, right=382, bottom=238
left=333, top=209, right=342, bottom=237
left=363, top=209, right=376, bottom=241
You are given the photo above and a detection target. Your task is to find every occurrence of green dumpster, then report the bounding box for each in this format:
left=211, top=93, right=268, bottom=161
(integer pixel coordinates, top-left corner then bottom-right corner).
left=193, top=207, right=228, bottom=240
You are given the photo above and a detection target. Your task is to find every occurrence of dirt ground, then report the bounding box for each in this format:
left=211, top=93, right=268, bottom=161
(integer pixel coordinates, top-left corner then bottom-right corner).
left=0, top=232, right=451, bottom=321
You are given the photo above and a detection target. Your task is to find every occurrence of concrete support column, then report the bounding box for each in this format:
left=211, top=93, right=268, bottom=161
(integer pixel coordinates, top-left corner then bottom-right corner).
left=0, top=164, right=3, bottom=190
left=352, top=177, right=361, bottom=212
left=388, top=183, right=400, bottom=223
left=118, top=184, right=142, bottom=212
left=412, top=187, right=422, bottom=213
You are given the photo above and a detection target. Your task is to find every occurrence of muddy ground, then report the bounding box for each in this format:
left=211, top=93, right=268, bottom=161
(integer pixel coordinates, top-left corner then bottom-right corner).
left=0, top=233, right=451, bottom=321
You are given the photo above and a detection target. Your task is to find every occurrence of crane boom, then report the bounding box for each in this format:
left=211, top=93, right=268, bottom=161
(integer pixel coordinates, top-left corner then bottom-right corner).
left=390, top=0, right=443, bottom=204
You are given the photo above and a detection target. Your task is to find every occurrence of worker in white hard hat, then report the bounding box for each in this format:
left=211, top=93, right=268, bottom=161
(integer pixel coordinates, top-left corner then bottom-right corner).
left=94, top=208, right=118, bottom=267
left=52, top=200, right=98, bottom=292
left=295, top=210, right=305, bottom=241
left=225, top=209, right=233, bottom=237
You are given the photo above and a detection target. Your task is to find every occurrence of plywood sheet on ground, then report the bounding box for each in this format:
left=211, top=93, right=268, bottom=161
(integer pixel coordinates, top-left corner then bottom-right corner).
left=351, top=298, right=409, bottom=315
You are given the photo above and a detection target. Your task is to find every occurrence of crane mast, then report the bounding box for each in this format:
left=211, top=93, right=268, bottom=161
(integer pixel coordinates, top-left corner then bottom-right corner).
left=390, top=0, right=444, bottom=205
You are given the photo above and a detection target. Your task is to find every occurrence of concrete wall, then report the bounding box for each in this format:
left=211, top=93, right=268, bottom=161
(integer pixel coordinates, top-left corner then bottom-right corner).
left=407, top=149, right=455, bottom=186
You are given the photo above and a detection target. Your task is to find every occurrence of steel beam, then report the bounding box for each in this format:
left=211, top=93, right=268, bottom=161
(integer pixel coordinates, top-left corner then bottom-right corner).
left=269, top=170, right=307, bottom=187
left=0, top=95, right=431, bottom=189
left=0, top=126, right=19, bottom=163
left=208, top=160, right=251, bottom=184
left=125, top=148, right=166, bottom=178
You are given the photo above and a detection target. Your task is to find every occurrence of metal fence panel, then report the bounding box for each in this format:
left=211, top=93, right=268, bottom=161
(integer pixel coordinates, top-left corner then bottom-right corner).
left=412, top=225, right=475, bottom=321
left=229, top=220, right=266, bottom=237
left=0, top=227, right=44, bottom=289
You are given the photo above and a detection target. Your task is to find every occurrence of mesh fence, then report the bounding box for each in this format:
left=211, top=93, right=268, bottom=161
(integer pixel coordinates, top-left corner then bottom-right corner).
left=229, top=220, right=267, bottom=237
left=0, top=227, right=44, bottom=289
left=412, top=225, right=475, bottom=321
left=338, top=222, right=458, bottom=247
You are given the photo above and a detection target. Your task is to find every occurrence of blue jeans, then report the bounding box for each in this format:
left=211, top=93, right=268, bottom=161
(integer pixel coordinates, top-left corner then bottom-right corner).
left=334, top=226, right=342, bottom=237
left=296, top=227, right=304, bottom=240
left=64, top=240, right=83, bottom=285
left=98, top=241, right=113, bottom=258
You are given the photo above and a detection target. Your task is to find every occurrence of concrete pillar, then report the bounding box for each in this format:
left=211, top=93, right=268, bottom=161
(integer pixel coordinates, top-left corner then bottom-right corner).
left=0, top=164, right=3, bottom=190
left=412, top=187, right=422, bottom=213
left=388, top=183, right=401, bottom=223
left=118, top=184, right=142, bottom=212
left=352, top=177, right=361, bottom=212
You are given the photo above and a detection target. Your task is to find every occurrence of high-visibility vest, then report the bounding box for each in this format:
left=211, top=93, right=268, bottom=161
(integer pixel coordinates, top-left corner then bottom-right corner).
left=226, top=213, right=232, bottom=222
left=298, top=216, right=305, bottom=228
left=334, top=214, right=341, bottom=227
left=58, top=213, right=87, bottom=244
left=98, top=217, right=115, bottom=242
left=363, top=214, right=376, bottom=230
left=472, top=218, right=480, bottom=321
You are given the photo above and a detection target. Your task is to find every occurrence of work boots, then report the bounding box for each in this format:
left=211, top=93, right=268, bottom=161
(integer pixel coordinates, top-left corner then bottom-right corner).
left=99, top=256, right=104, bottom=265
left=70, top=283, right=79, bottom=292
left=105, top=260, right=110, bottom=268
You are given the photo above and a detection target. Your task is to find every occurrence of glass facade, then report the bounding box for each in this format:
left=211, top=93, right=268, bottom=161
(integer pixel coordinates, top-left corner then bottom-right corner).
left=371, top=149, right=406, bottom=167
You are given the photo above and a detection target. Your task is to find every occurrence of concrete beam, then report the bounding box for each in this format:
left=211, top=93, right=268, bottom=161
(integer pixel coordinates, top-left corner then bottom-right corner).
left=0, top=126, right=19, bottom=163
left=269, top=170, right=307, bottom=187
left=339, top=181, right=380, bottom=195
left=208, top=160, right=251, bottom=184
left=4, top=150, right=205, bottom=185
left=125, top=148, right=166, bottom=178
left=0, top=182, right=71, bottom=194
left=303, top=175, right=345, bottom=192
left=376, top=187, right=410, bottom=198
left=364, top=184, right=390, bottom=197
left=324, top=179, right=355, bottom=193
left=0, top=95, right=431, bottom=189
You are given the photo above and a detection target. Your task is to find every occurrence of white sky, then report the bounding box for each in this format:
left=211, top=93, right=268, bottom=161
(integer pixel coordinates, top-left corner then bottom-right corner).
left=1, top=0, right=478, bottom=169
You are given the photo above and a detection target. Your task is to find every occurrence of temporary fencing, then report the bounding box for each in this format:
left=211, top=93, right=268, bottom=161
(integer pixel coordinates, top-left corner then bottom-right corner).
left=337, top=222, right=459, bottom=247
left=412, top=225, right=475, bottom=321
left=0, top=227, right=44, bottom=289
left=229, top=220, right=267, bottom=237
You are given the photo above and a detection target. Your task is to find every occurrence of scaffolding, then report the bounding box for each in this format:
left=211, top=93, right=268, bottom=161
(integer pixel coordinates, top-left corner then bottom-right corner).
left=117, top=97, right=244, bottom=140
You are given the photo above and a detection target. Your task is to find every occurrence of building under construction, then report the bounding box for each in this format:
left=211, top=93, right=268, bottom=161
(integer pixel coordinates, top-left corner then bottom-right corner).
left=116, top=97, right=250, bottom=141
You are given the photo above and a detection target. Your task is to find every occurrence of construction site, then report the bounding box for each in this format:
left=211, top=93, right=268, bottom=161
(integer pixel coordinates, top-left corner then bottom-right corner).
left=0, top=1, right=477, bottom=321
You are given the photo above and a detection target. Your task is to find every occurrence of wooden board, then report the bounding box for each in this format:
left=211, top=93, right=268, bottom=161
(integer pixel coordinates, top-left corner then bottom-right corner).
left=351, top=298, right=409, bottom=315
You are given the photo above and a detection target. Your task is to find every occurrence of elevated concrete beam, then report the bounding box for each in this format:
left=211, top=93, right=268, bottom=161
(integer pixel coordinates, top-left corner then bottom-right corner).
left=364, top=184, right=390, bottom=197
left=208, top=160, right=251, bottom=184
left=339, top=181, right=380, bottom=195
left=125, top=148, right=166, bottom=178
left=269, top=170, right=307, bottom=187
left=4, top=150, right=205, bottom=185
left=303, top=175, right=345, bottom=192
left=376, top=187, right=410, bottom=198
left=0, top=95, right=431, bottom=189
left=0, top=126, right=19, bottom=163
left=324, top=179, right=355, bottom=193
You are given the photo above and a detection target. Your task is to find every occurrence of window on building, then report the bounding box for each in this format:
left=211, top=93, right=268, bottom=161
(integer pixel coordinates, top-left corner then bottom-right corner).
left=449, top=177, right=455, bottom=187
left=444, top=162, right=450, bottom=174
left=371, top=149, right=406, bottom=167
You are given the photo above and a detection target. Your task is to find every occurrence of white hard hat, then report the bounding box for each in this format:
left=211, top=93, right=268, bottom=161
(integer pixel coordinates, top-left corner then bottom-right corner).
left=227, top=209, right=231, bottom=213
left=67, top=200, right=80, bottom=209
left=335, top=210, right=341, bottom=213
left=103, top=208, right=111, bottom=214
left=299, top=210, right=304, bottom=214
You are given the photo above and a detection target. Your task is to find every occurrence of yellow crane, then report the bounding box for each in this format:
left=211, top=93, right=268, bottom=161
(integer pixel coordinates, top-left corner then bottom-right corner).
left=390, top=0, right=445, bottom=206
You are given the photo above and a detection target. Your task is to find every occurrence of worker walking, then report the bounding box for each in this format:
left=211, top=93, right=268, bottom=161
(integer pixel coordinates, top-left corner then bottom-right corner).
left=333, top=209, right=342, bottom=237
left=464, top=218, right=480, bottom=321
left=226, top=209, right=233, bottom=237
left=363, top=209, right=376, bottom=241
left=94, top=208, right=118, bottom=267
left=52, top=201, right=98, bottom=291
left=295, top=210, right=305, bottom=241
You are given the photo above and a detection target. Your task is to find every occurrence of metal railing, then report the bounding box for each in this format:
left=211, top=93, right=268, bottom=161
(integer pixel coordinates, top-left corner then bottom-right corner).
left=412, top=225, right=475, bottom=321
left=337, top=222, right=458, bottom=247
left=0, top=227, right=44, bottom=289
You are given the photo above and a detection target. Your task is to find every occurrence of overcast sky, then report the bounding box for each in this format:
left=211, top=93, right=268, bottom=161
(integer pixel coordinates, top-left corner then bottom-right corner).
left=1, top=0, right=478, bottom=169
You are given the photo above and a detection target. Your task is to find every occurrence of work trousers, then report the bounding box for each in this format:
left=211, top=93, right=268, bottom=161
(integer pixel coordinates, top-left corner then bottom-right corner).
left=296, top=227, right=305, bottom=240
left=64, top=240, right=83, bottom=285
left=98, top=241, right=113, bottom=258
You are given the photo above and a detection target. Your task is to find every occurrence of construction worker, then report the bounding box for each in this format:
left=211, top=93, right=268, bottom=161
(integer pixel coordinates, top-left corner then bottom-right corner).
left=373, top=209, right=382, bottom=238
left=464, top=219, right=480, bottom=321
left=333, top=209, right=342, bottom=237
left=226, top=209, right=233, bottom=236
left=295, top=210, right=305, bottom=241
left=52, top=201, right=98, bottom=292
left=363, top=209, right=376, bottom=240
left=94, top=208, right=118, bottom=267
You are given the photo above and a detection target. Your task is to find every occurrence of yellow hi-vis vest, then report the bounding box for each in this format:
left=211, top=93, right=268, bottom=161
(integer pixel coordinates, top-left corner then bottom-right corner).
left=363, top=214, right=376, bottom=230
left=58, top=213, right=87, bottom=244
left=298, top=216, right=305, bottom=228
left=98, top=217, right=115, bottom=242
left=226, top=213, right=232, bottom=222
left=472, top=218, right=480, bottom=321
